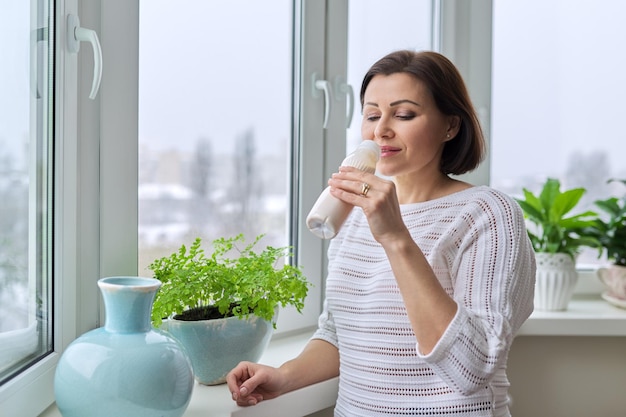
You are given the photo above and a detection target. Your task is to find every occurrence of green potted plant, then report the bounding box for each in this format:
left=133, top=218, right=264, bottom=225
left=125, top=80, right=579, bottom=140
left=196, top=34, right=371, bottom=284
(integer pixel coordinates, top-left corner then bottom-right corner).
left=587, top=179, right=626, bottom=306
left=149, top=233, right=310, bottom=385
left=515, top=178, right=600, bottom=311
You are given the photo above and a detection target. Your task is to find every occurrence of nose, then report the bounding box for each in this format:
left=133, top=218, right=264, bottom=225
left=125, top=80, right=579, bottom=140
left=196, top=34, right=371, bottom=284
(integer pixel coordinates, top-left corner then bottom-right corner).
left=374, top=117, right=393, bottom=140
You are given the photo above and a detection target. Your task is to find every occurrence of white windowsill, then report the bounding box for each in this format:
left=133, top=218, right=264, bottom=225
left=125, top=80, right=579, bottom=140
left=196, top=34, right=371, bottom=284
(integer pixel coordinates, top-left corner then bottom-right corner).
left=518, top=294, right=626, bottom=336
left=181, top=330, right=337, bottom=417
left=41, top=294, right=626, bottom=417
left=40, top=330, right=338, bottom=417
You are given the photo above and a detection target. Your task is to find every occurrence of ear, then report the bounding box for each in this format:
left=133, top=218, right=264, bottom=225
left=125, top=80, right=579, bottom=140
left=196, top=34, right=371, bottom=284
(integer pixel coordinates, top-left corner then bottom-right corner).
left=445, top=116, right=461, bottom=141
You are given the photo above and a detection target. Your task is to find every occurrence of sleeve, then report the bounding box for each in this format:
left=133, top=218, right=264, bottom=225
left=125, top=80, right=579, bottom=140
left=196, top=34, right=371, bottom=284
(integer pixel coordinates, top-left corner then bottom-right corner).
left=416, top=191, right=536, bottom=395
left=310, top=299, right=339, bottom=348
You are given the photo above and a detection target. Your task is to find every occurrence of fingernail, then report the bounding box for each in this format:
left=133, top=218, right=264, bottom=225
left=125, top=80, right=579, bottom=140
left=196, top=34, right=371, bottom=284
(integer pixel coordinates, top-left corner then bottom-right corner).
left=240, top=386, right=248, bottom=396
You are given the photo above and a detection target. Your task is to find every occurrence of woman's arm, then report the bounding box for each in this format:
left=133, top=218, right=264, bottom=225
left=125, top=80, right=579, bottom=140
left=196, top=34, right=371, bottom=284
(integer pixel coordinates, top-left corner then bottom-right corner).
left=227, top=338, right=339, bottom=406
left=379, top=232, right=458, bottom=354
left=280, top=338, right=340, bottom=391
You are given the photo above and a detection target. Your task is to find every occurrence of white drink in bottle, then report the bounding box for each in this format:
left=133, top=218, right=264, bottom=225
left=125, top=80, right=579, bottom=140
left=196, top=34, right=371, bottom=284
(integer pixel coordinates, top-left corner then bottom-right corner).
left=306, top=140, right=380, bottom=239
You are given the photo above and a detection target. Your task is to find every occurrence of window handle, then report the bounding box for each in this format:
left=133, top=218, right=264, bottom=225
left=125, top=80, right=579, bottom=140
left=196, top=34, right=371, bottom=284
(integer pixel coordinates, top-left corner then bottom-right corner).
left=335, top=77, right=354, bottom=128
left=67, top=14, right=102, bottom=100
left=312, top=73, right=332, bottom=129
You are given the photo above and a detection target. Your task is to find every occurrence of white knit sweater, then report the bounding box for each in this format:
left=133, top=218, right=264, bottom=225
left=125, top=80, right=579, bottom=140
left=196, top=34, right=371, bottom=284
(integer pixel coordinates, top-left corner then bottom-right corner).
left=312, top=186, right=536, bottom=416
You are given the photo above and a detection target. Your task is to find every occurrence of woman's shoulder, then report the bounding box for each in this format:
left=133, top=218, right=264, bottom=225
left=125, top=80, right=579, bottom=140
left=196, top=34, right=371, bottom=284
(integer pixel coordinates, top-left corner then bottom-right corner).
left=402, top=185, right=519, bottom=212
left=462, top=185, right=519, bottom=206
left=455, top=185, right=523, bottom=217
left=401, top=185, right=525, bottom=228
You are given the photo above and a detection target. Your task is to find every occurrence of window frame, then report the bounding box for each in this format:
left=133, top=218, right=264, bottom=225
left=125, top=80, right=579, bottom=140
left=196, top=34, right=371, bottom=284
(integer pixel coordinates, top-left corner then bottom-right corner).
left=0, top=0, right=87, bottom=414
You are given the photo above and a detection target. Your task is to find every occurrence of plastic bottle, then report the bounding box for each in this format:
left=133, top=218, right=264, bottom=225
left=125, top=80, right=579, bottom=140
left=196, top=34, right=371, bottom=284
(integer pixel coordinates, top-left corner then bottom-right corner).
left=306, top=140, right=380, bottom=239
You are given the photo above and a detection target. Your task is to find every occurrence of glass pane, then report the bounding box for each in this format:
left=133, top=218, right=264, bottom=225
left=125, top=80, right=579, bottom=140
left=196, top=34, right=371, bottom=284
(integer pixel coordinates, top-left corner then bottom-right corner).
left=138, top=0, right=294, bottom=271
left=0, top=0, right=53, bottom=382
left=491, top=0, right=626, bottom=266
left=346, top=0, right=433, bottom=150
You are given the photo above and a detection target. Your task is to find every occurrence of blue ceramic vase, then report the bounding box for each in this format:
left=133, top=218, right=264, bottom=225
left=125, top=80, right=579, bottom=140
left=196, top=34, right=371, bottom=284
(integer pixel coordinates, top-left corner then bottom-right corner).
left=54, top=277, right=194, bottom=417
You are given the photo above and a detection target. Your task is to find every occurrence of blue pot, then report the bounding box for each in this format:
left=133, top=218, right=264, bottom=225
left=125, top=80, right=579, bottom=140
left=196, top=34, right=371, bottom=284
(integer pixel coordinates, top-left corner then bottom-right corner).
left=164, top=312, right=275, bottom=385
left=54, top=277, right=194, bottom=417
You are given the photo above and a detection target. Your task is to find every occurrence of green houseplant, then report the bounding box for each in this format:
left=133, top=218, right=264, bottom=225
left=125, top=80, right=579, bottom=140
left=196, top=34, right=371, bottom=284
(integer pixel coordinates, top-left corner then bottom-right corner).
left=148, top=233, right=310, bottom=384
left=588, top=179, right=626, bottom=267
left=515, top=178, right=600, bottom=259
left=588, top=179, right=626, bottom=305
left=515, top=178, right=600, bottom=311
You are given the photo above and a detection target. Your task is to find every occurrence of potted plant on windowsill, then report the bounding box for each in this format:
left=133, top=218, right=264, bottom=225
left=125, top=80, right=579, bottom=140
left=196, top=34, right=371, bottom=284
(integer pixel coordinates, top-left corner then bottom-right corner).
left=587, top=179, right=626, bottom=307
left=515, top=178, right=600, bottom=311
left=149, top=233, right=310, bottom=385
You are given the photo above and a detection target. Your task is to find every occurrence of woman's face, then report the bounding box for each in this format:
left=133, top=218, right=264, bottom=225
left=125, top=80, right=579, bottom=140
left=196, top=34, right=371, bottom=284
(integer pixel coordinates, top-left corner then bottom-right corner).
left=361, top=73, right=456, bottom=179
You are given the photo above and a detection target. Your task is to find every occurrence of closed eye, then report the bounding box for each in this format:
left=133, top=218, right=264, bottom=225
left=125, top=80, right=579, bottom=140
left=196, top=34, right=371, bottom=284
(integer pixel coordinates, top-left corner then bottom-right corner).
left=397, top=114, right=415, bottom=120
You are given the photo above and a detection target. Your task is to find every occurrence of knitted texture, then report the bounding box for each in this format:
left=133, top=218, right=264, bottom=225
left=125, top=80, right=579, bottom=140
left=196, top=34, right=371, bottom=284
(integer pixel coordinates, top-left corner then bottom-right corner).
left=312, top=186, right=536, bottom=416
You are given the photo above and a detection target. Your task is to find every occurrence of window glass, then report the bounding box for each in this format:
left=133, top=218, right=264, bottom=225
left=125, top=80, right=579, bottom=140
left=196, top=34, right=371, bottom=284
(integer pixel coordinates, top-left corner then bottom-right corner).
left=138, top=0, right=293, bottom=270
left=492, top=0, right=626, bottom=265
left=0, top=0, right=53, bottom=383
left=346, top=0, right=433, bottom=149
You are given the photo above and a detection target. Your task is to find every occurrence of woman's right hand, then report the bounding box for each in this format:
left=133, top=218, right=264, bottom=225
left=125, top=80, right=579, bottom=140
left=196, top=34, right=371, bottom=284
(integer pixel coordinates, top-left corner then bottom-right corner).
left=226, top=361, right=287, bottom=406
left=227, top=339, right=340, bottom=407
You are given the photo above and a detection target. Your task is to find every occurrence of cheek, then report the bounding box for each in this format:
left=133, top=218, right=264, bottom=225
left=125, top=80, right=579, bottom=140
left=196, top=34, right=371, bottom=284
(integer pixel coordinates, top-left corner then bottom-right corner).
left=360, top=122, right=373, bottom=139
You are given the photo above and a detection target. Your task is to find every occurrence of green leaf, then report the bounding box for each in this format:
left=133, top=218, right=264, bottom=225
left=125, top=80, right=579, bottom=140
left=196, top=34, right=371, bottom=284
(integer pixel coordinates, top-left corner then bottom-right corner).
left=148, top=234, right=311, bottom=327
left=516, top=178, right=601, bottom=257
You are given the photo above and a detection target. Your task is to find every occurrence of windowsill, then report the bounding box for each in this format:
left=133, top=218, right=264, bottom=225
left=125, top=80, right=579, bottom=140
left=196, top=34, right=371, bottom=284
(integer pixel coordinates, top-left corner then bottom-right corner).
left=181, top=330, right=338, bottom=417
left=40, top=330, right=338, bottom=417
left=41, top=294, right=626, bottom=417
left=517, top=294, right=626, bottom=336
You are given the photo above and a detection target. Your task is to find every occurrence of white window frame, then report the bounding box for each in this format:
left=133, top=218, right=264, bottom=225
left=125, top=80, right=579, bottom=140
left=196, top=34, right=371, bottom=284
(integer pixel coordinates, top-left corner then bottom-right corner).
left=437, top=0, right=493, bottom=186
left=0, top=0, right=91, bottom=415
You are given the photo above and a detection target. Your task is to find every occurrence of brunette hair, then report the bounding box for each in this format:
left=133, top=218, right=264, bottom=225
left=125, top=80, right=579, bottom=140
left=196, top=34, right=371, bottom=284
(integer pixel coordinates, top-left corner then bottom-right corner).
left=360, top=50, right=485, bottom=175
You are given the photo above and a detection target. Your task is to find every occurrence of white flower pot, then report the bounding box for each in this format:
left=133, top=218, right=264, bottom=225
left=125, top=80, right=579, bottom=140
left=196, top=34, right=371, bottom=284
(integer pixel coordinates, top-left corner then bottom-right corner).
left=534, top=253, right=578, bottom=311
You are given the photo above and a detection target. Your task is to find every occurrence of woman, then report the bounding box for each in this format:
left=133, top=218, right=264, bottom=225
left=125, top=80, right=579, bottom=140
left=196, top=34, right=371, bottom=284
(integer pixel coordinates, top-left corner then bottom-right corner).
left=227, top=50, right=536, bottom=416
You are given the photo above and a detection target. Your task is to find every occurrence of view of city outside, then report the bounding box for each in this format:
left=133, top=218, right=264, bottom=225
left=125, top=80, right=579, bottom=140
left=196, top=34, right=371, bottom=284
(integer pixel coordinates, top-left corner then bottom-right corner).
left=138, top=0, right=294, bottom=272
left=0, top=3, right=43, bottom=334
left=491, top=0, right=626, bottom=265
left=0, top=0, right=52, bottom=379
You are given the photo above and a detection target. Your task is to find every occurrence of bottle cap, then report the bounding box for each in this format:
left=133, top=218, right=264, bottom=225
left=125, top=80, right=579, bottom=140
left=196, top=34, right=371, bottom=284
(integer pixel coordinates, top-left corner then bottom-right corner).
left=357, top=140, right=380, bottom=159
left=343, top=141, right=380, bottom=171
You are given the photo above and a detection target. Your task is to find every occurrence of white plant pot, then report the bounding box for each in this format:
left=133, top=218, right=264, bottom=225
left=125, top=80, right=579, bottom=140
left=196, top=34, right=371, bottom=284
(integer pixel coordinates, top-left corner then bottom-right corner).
left=534, top=253, right=578, bottom=311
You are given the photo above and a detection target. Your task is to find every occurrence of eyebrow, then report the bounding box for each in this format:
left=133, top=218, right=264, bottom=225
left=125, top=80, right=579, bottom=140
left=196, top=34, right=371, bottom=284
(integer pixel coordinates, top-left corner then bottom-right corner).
left=363, top=99, right=421, bottom=108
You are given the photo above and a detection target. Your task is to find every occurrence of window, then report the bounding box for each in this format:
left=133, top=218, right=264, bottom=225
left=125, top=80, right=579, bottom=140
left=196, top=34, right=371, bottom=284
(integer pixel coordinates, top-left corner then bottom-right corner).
left=138, top=0, right=295, bottom=286
left=0, top=0, right=103, bottom=414
left=491, top=0, right=626, bottom=266
left=0, top=0, right=53, bottom=388
left=137, top=0, right=323, bottom=333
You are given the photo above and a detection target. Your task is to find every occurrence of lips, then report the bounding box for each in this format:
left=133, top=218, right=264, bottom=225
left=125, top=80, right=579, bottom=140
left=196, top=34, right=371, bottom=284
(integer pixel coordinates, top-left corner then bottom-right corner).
left=379, top=146, right=401, bottom=157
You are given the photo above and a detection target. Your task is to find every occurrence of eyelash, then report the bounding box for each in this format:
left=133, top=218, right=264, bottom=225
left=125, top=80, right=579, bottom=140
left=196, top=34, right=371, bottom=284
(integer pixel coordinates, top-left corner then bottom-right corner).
left=365, top=113, right=416, bottom=122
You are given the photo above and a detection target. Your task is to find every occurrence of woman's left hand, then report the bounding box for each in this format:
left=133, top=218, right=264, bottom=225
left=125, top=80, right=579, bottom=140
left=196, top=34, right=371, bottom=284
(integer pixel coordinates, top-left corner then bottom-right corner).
left=328, top=166, right=408, bottom=244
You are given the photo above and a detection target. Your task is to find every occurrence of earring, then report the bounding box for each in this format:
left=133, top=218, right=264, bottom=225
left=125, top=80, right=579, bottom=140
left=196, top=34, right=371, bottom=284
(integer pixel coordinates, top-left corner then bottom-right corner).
left=446, top=134, right=451, bottom=139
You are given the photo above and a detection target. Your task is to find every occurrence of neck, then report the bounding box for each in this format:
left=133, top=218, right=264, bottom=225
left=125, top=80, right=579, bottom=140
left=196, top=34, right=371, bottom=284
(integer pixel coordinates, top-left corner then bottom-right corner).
left=394, top=174, right=471, bottom=204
